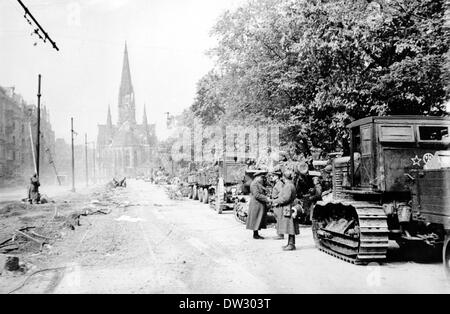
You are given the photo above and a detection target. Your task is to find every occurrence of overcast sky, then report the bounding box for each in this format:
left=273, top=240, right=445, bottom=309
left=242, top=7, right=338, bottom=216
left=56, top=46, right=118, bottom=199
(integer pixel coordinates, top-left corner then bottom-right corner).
left=0, top=0, right=245, bottom=142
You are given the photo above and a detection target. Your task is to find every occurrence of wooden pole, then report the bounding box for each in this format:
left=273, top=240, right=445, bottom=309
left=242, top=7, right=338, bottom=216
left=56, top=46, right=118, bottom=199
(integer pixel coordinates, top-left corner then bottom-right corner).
left=36, top=74, right=41, bottom=177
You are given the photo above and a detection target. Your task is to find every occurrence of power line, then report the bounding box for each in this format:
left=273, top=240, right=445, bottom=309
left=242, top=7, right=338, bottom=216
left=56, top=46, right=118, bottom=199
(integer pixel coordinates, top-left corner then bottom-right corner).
left=15, top=0, right=60, bottom=51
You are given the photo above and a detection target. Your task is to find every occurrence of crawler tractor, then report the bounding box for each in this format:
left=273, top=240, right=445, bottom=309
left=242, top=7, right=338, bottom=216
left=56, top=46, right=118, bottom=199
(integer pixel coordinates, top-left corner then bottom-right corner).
left=312, top=116, right=450, bottom=271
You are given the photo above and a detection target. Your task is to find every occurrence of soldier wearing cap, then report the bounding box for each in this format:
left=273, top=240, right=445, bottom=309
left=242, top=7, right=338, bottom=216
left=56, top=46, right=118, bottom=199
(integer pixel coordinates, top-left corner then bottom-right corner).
left=270, top=167, right=284, bottom=240
left=246, top=170, right=271, bottom=239
left=273, top=169, right=299, bottom=251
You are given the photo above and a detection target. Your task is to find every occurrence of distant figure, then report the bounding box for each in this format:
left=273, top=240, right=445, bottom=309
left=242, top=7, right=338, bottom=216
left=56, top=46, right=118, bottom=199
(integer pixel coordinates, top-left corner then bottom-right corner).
left=28, top=174, right=40, bottom=204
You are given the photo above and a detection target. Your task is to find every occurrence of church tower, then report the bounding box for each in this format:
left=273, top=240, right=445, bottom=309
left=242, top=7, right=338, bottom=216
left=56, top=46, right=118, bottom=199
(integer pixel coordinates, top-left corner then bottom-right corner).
left=118, top=42, right=136, bottom=126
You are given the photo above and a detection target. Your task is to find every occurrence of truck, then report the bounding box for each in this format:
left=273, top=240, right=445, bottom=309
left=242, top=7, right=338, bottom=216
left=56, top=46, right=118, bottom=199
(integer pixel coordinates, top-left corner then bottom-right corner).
left=208, top=159, right=248, bottom=214
left=187, top=159, right=248, bottom=214
left=312, top=116, right=450, bottom=273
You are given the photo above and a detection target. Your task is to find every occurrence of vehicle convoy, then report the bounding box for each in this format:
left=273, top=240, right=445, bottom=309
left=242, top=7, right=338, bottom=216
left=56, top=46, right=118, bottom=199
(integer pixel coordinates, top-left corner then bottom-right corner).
left=312, top=116, right=450, bottom=271
left=187, top=159, right=248, bottom=214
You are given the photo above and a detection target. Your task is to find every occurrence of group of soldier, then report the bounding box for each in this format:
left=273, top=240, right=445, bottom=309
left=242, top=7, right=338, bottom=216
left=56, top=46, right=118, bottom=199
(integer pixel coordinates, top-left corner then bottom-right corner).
left=245, top=161, right=329, bottom=251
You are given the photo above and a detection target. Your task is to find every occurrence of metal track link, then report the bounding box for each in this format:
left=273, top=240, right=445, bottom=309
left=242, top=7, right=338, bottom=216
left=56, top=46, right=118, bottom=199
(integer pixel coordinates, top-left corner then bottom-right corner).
left=314, top=202, right=389, bottom=265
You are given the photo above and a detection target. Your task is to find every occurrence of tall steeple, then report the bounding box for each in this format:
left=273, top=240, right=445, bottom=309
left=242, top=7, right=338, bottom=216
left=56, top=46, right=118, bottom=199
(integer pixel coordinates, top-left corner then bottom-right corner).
left=143, top=105, right=148, bottom=128
left=107, top=105, right=113, bottom=128
left=118, top=41, right=136, bottom=126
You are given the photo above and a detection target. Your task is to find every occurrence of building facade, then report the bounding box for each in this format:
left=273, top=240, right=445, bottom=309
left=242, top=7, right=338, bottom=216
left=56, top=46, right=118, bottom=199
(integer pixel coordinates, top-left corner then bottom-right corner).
left=97, top=43, right=157, bottom=179
left=0, top=86, right=56, bottom=186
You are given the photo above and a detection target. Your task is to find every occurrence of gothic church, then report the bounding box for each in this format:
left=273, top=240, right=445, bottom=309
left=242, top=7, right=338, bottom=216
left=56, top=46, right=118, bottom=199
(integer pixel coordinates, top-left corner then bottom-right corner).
left=97, top=43, right=157, bottom=178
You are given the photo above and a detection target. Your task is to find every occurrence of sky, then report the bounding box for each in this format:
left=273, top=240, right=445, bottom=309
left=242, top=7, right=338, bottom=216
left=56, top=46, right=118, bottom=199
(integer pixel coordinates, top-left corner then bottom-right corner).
left=0, top=0, right=245, bottom=143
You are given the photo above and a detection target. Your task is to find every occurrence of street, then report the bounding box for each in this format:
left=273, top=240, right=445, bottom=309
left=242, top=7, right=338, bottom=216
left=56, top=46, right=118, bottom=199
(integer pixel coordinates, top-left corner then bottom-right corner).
left=3, top=180, right=448, bottom=294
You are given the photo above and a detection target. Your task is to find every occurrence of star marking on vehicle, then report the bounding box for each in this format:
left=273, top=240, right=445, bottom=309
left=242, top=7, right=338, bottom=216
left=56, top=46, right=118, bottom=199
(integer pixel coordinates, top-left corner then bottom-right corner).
left=411, top=155, right=422, bottom=166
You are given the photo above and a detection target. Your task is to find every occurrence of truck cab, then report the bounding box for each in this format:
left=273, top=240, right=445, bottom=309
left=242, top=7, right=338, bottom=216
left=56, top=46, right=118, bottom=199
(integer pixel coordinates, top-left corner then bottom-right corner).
left=346, top=116, right=450, bottom=194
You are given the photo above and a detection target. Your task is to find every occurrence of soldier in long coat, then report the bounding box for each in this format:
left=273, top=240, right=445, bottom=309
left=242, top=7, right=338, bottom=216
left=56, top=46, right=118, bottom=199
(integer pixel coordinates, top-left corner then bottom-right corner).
left=271, top=169, right=284, bottom=240
left=246, top=171, right=271, bottom=239
left=273, top=170, right=299, bottom=251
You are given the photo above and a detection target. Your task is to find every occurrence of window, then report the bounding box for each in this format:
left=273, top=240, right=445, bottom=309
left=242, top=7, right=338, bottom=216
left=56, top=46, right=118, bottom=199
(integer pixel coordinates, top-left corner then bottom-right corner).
left=418, top=126, right=449, bottom=142
left=361, top=126, right=372, bottom=156
left=379, top=125, right=415, bottom=143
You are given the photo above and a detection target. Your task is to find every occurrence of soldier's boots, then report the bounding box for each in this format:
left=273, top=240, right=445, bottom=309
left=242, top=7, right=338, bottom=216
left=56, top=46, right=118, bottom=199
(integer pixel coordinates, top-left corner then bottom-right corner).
left=253, top=231, right=265, bottom=240
left=283, top=235, right=296, bottom=251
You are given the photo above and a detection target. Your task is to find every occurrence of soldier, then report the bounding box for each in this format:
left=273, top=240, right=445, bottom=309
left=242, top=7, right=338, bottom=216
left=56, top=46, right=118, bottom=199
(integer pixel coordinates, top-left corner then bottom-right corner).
left=298, top=176, right=323, bottom=223
left=273, top=170, right=299, bottom=251
left=270, top=168, right=284, bottom=240
left=28, top=173, right=40, bottom=204
left=246, top=171, right=271, bottom=240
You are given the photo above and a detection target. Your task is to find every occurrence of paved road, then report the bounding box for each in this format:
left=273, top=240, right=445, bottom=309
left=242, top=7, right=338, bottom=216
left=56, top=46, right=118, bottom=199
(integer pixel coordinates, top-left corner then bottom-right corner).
left=16, top=180, right=450, bottom=294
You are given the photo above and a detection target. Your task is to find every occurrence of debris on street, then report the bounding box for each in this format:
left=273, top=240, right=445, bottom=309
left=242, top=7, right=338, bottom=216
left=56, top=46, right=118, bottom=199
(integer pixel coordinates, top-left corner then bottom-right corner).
left=164, top=185, right=184, bottom=200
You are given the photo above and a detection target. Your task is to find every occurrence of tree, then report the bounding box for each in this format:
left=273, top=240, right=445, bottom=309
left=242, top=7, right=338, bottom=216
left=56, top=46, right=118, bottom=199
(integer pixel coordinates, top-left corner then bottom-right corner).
left=191, top=0, right=450, bottom=155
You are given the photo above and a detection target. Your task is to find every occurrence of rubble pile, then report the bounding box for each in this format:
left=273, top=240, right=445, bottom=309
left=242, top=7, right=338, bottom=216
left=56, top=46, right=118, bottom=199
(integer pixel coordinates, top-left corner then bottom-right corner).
left=164, top=186, right=184, bottom=200
left=0, top=187, right=115, bottom=259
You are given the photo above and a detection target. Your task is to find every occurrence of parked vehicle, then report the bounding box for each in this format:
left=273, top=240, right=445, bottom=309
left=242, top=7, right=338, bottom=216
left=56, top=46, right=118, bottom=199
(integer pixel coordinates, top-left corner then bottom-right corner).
left=312, top=116, right=450, bottom=272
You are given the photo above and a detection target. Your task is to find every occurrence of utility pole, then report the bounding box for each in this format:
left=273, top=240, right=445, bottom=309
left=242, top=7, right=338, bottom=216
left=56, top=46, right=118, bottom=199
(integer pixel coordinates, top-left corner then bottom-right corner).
left=36, top=74, right=41, bottom=177
left=71, top=118, right=76, bottom=192
left=85, top=133, right=88, bottom=187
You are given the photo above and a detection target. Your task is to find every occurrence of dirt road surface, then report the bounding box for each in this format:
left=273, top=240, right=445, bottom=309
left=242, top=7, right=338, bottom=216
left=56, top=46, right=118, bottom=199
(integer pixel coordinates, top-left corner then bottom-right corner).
left=3, top=180, right=450, bottom=294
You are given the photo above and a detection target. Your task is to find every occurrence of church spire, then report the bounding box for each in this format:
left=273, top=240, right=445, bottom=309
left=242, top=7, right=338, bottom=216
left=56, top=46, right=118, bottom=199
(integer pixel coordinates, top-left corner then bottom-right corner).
left=118, top=41, right=136, bottom=125
left=107, top=105, right=112, bottom=128
left=120, top=42, right=133, bottom=95
left=143, top=104, right=148, bottom=128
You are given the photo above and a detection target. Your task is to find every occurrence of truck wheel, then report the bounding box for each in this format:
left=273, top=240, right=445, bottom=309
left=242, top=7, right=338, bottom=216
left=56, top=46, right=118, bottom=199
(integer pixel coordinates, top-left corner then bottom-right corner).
left=444, top=235, right=450, bottom=278
left=188, top=186, right=193, bottom=199
left=203, top=188, right=209, bottom=204
left=198, top=187, right=203, bottom=202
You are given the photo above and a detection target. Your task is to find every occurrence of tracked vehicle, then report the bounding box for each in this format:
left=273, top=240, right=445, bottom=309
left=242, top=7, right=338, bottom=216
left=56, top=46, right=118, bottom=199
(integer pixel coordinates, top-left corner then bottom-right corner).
left=312, top=116, right=450, bottom=267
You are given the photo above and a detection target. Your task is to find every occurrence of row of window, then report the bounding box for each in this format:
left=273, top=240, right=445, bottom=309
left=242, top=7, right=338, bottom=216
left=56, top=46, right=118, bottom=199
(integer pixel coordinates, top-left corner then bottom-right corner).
left=379, top=125, right=449, bottom=143
left=356, top=124, right=450, bottom=156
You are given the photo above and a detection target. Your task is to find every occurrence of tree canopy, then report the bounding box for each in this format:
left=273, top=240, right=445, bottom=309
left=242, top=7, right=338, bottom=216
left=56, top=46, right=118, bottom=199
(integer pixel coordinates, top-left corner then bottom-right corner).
left=190, top=0, right=450, bottom=155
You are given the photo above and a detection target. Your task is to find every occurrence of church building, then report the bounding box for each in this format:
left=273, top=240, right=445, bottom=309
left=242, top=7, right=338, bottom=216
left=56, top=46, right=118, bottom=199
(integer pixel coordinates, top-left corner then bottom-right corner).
left=97, top=43, right=157, bottom=179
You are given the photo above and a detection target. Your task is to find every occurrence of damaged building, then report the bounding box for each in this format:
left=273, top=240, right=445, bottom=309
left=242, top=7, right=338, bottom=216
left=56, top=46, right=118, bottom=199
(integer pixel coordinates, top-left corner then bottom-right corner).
left=0, top=86, right=56, bottom=186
